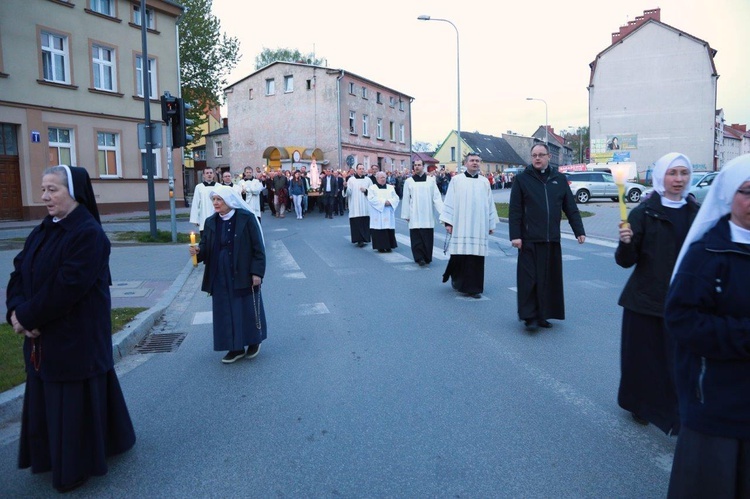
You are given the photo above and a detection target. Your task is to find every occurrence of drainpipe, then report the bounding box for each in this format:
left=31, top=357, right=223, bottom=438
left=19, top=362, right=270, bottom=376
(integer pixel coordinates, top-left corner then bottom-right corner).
left=336, top=70, right=345, bottom=170
left=409, top=97, right=414, bottom=169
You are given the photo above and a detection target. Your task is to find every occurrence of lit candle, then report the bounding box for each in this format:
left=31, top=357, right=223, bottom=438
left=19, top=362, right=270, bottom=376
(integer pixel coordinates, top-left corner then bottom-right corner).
left=610, top=163, right=631, bottom=226
left=190, top=232, right=197, bottom=266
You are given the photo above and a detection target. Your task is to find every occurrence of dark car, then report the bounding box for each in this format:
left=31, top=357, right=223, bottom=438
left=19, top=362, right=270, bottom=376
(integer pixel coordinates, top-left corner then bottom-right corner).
left=565, top=171, right=644, bottom=204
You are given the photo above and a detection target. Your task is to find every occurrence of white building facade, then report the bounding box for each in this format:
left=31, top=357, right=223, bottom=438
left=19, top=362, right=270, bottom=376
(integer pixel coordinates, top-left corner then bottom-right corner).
left=588, top=14, right=718, bottom=173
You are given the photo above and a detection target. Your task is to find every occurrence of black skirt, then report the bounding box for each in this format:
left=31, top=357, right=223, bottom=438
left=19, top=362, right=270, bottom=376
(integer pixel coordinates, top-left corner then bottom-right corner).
left=516, top=242, right=565, bottom=320
left=442, top=255, right=485, bottom=294
left=618, top=308, right=680, bottom=435
left=371, top=229, right=397, bottom=251
left=19, top=369, right=136, bottom=490
left=349, top=216, right=371, bottom=243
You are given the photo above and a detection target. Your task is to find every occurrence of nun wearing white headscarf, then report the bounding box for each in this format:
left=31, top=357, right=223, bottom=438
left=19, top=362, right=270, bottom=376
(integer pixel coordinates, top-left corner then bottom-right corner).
left=189, top=185, right=267, bottom=363
left=665, top=154, right=750, bottom=498
left=614, top=152, right=699, bottom=435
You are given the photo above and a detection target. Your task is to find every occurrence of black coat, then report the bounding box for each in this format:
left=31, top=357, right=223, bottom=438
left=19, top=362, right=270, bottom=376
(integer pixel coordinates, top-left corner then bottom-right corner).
left=508, top=165, right=585, bottom=242
left=615, top=193, right=700, bottom=317
left=666, top=216, right=750, bottom=439
left=6, top=205, right=113, bottom=381
left=197, top=209, right=265, bottom=293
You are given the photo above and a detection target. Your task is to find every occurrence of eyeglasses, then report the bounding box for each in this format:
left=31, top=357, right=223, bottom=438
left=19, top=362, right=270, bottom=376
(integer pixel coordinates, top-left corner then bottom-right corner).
left=736, top=188, right=750, bottom=198
left=531, top=153, right=548, bottom=158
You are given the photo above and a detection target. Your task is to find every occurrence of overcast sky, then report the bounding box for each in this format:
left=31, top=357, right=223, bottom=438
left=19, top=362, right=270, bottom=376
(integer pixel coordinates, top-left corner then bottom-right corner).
left=212, top=0, right=749, bottom=146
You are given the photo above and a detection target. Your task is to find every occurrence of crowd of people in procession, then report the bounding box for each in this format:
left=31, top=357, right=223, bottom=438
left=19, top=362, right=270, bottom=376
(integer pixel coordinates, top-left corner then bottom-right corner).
left=6, top=145, right=749, bottom=494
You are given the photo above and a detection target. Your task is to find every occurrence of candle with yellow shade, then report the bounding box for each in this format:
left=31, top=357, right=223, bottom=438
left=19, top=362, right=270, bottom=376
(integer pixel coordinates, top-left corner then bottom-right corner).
left=190, top=232, right=197, bottom=266
left=610, top=163, right=631, bottom=228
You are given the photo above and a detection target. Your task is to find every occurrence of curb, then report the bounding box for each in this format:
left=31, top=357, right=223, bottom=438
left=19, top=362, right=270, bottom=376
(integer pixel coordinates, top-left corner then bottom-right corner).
left=0, top=258, right=196, bottom=428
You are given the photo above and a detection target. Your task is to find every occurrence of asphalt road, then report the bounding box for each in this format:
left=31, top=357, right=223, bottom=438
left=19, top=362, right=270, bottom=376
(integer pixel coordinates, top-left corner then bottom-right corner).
left=0, top=198, right=674, bottom=497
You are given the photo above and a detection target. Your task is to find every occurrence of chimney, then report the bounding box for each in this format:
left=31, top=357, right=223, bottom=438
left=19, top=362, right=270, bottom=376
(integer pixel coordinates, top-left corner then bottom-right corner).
left=222, top=118, right=228, bottom=128
left=611, top=8, right=661, bottom=44
left=731, top=124, right=747, bottom=132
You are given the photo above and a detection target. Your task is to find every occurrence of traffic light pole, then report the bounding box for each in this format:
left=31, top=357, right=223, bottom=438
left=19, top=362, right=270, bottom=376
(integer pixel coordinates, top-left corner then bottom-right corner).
left=139, top=0, right=158, bottom=239
left=166, top=117, right=177, bottom=242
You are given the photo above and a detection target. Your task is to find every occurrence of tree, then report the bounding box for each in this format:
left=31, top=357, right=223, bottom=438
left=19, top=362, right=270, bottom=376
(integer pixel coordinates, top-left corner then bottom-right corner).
left=562, top=126, right=590, bottom=164
left=178, top=0, right=240, bottom=144
left=255, top=47, right=325, bottom=70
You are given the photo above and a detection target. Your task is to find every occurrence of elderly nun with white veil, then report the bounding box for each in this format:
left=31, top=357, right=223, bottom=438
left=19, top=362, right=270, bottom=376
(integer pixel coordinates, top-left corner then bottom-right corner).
left=665, top=154, right=750, bottom=498
left=189, top=185, right=267, bottom=363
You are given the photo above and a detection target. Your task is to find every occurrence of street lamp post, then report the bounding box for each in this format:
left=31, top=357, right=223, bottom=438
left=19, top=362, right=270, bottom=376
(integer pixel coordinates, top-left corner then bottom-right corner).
left=418, top=15, right=461, bottom=168
left=526, top=97, right=548, bottom=144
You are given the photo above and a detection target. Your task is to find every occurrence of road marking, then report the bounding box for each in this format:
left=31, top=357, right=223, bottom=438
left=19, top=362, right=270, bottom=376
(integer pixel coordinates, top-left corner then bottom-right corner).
left=562, top=254, right=583, bottom=261
left=297, top=303, right=330, bottom=315
left=394, top=233, right=449, bottom=260
left=593, top=252, right=616, bottom=258
left=268, top=240, right=306, bottom=279
left=192, top=311, right=213, bottom=325
left=572, top=279, right=620, bottom=289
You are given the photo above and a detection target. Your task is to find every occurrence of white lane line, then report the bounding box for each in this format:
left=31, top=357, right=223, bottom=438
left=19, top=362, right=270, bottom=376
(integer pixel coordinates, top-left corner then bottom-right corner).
left=268, top=240, right=307, bottom=279
left=593, top=252, right=616, bottom=258
left=572, top=279, right=621, bottom=290
left=192, top=311, right=213, bottom=325
left=562, top=254, right=583, bottom=261
left=376, top=251, right=412, bottom=263
left=297, top=303, right=330, bottom=315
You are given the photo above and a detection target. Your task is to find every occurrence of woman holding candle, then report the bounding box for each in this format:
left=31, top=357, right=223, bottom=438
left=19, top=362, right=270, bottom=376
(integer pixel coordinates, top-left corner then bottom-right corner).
left=615, top=152, right=698, bottom=434
left=6, top=165, right=135, bottom=492
left=188, top=185, right=267, bottom=364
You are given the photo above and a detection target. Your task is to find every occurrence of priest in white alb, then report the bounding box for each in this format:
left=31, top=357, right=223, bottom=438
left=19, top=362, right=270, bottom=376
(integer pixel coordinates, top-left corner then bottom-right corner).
left=344, top=163, right=373, bottom=247
left=235, top=166, right=264, bottom=222
left=368, top=171, right=400, bottom=253
left=401, top=158, right=444, bottom=266
left=440, top=153, right=498, bottom=298
left=190, top=166, right=218, bottom=235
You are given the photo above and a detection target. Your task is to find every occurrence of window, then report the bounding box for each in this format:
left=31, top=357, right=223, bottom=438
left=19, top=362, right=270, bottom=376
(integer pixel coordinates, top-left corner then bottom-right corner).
left=0, top=124, right=18, bottom=156
left=399, top=124, right=405, bottom=143
left=348, top=82, right=355, bottom=94
left=214, top=140, right=223, bottom=158
left=135, top=54, right=156, bottom=98
left=97, top=131, right=120, bottom=177
left=284, top=75, right=293, bottom=92
left=90, top=0, right=113, bottom=16
left=362, top=115, right=369, bottom=136
left=389, top=121, right=395, bottom=141
left=133, top=5, right=155, bottom=29
left=376, top=92, right=382, bottom=104
left=364, top=156, right=370, bottom=169
left=399, top=99, right=405, bottom=111
left=306, top=79, right=312, bottom=90
left=248, top=88, right=253, bottom=99
left=349, top=111, right=356, bottom=134
left=389, top=96, right=396, bottom=108
left=195, top=149, right=206, bottom=161
left=361, top=86, right=367, bottom=99
left=41, top=31, right=70, bottom=84
left=92, top=44, right=116, bottom=91
left=450, top=147, right=456, bottom=162
left=376, top=118, right=383, bottom=139
left=265, top=78, right=275, bottom=95
left=48, top=127, right=75, bottom=165
left=140, top=149, right=161, bottom=178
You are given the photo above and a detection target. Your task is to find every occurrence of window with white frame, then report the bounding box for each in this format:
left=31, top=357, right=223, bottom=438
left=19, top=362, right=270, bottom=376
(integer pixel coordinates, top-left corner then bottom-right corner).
left=48, top=127, right=75, bottom=165
left=377, top=118, right=383, bottom=139
left=214, top=140, right=223, bottom=157
left=133, top=5, right=155, bottom=29
left=348, top=82, right=355, bottom=94
left=195, top=149, right=206, bottom=161
left=140, top=149, right=161, bottom=178
left=450, top=146, right=456, bottom=162
left=389, top=96, right=396, bottom=107
left=92, top=44, right=116, bottom=91
left=389, top=121, right=395, bottom=141
left=135, top=54, right=156, bottom=98
left=284, top=75, right=293, bottom=92
left=361, top=86, right=367, bottom=99
left=265, top=78, right=275, bottom=95
left=41, top=31, right=70, bottom=84
left=364, top=156, right=370, bottom=168
left=97, top=131, right=120, bottom=177
left=399, top=99, right=405, bottom=111
left=399, top=124, right=405, bottom=143
left=349, top=111, right=356, bottom=134
left=362, top=115, right=369, bottom=136
left=90, top=0, right=114, bottom=16
left=400, top=159, right=406, bottom=169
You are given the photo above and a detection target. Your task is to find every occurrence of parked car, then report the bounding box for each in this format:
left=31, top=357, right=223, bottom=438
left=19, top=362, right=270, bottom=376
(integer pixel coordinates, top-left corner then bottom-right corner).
left=564, top=171, right=644, bottom=204
left=641, top=171, right=718, bottom=204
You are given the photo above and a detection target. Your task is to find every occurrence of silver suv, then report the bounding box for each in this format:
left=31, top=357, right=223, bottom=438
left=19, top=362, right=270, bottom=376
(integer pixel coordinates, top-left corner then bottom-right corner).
left=565, top=171, right=644, bottom=204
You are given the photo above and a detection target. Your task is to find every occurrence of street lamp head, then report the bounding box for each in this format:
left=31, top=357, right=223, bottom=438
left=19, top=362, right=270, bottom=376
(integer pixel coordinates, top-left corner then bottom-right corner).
left=417, top=15, right=431, bottom=20
left=526, top=97, right=534, bottom=100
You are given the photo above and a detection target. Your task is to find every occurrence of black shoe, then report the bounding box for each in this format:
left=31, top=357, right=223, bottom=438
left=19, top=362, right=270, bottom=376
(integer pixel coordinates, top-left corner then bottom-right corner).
left=222, top=350, right=246, bottom=363
left=385, top=248, right=392, bottom=253
left=631, top=412, right=649, bottom=426
left=467, top=293, right=481, bottom=299
left=56, top=476, right=89, bottom=493
left=537, top=319, right=553, bottom=328
left=357, top=242, right=365, bottom=248
left=524, top=319, right=539, bottom=332
left=417, top=259, right=427, bottom=266
left=246, top=344, right=261, bottom=359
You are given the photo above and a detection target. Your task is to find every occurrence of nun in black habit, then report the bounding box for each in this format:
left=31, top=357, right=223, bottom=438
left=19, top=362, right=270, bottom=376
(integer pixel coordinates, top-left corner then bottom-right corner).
left=6, top=165, right=135, bottom=493
left=189, top=185, right=268, bottom=364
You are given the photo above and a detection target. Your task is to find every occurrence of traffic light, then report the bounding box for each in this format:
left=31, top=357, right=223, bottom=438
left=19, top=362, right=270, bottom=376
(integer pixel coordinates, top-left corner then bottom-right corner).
left=170, top=98, right=194, bottom=148
left=160, top=93, right=178, bottom=123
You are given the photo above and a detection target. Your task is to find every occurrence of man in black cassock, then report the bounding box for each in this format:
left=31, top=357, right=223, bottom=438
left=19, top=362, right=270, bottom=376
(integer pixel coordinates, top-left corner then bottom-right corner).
left=509, top=143, right=586, bottom=331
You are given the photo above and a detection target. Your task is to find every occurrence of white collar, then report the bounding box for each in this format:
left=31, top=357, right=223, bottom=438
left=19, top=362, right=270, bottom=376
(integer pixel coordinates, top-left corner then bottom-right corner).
left=660, top=196, right=687, bottom=209
left=219, top=209, right=235, bottom=221
left=730, top=220, right=750, bottom=244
